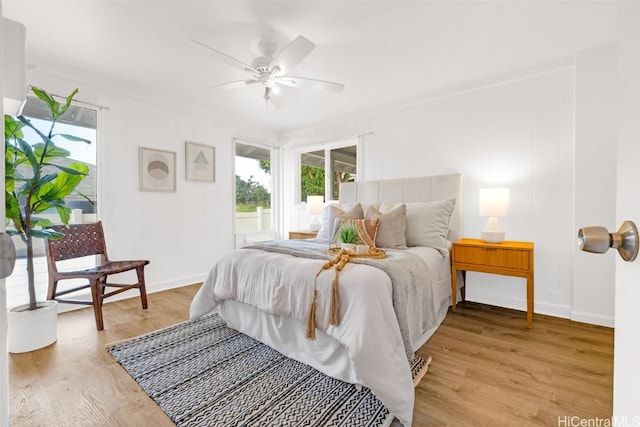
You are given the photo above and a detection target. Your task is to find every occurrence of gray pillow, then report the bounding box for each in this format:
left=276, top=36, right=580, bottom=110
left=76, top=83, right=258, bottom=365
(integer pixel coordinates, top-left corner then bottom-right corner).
left=365, top=204, right=407, bottom=249
left=405, top=198, right=456, bottom=255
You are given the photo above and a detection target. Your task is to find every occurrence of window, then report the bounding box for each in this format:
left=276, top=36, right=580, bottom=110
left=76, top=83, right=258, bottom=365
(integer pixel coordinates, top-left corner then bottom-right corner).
left=300, top=140, right=357, bottom=202
left=19, top=96, right=98, bottom=220
left=235, top=141, right=272, bottom=238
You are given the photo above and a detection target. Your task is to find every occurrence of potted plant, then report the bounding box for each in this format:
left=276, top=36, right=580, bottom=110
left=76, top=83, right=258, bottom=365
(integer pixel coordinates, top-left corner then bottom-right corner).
left=5, top=86, right=90, bottom=353
left=339, top=224, right=359, bottom=252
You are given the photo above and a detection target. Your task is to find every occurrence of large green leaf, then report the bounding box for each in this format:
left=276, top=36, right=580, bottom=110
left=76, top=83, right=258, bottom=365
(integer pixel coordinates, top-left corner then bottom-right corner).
left=33, top=142, right=70, bottom=159
left=31, top=87, right=57, bottom=117
left=59, top=88, right=79, bottom=117
left=52, top=169, right=86, bottom=198
left=30, top=228, right=64, bottom=240
left=56, top=205, right=71, bottom=225
left=30, top=217, right=54, bottom=228
left=37, top=173, right=57, bottom=185
left=5, top=193, right=20, bottom=219
left=4, top=115, right=25, bottom=140
left=5, top=176, right=15, bottom=193
left=15, top=138, right=39, bottom=170
left=53, top=133, right=90, bottom=144
left=43, top=163, right=88, bottom=176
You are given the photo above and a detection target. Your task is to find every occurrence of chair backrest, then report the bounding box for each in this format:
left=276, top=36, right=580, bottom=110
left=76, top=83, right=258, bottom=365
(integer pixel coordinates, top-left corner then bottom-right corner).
left=45, top=221, right=108, bottom=263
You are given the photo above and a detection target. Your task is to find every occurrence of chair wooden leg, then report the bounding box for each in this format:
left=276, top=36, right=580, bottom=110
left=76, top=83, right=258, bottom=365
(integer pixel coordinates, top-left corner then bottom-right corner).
left=136, top=266, right=148, bottom=310
left=89, top=280, right=104, bottom=331
left=47, top=278, right=58, bottom=301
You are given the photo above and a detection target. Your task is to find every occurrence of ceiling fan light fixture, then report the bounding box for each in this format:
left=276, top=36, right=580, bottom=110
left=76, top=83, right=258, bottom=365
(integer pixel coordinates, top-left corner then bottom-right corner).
left=197, top=35, right=344, bottom=104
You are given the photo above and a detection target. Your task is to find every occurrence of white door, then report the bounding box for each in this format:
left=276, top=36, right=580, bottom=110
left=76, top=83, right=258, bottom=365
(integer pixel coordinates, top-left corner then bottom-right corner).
left=613, top=1, right=640, bottom=418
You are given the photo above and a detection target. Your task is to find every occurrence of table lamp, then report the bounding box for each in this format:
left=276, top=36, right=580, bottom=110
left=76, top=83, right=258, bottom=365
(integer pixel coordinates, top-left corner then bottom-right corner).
left=479, top=188, right=509, bottom=243
left=306, top=195, right=324, bottom=231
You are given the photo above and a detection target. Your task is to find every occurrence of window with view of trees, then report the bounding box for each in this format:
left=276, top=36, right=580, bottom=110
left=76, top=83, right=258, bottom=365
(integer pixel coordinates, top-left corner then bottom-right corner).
left=235, top=141, right=272, bottom=234
left=300, top=142, right=357, bottom=202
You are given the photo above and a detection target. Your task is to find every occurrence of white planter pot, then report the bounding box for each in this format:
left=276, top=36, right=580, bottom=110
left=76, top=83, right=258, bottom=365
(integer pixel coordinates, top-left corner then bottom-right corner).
left=8, top=300, right=58, bottom=353
left=340, top=243, right=356, bottom=252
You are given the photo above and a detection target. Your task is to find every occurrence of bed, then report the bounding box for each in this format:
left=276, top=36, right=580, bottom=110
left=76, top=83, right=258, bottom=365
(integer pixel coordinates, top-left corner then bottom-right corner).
left=190, top=173, right=463, bottom=426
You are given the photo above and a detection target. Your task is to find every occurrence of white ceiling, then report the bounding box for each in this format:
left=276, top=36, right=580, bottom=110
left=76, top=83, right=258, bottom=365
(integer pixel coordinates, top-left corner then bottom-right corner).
left=3, top=1, right=617, bottom=134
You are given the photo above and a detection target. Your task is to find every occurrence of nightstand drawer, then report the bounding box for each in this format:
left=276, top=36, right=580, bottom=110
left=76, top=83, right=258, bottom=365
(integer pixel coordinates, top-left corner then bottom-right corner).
left=454, top=246, right=531, bottom=271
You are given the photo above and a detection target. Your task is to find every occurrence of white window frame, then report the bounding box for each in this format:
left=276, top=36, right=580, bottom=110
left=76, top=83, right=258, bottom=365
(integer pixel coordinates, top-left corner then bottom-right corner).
left=297, top=137, right=360, bottom=203
left=233, top=138, right=278, bottom=247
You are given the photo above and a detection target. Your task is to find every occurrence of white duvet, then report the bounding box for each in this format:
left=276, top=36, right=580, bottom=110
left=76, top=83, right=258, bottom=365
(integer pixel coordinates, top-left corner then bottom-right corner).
left=190, top=244, right=449, bottom=426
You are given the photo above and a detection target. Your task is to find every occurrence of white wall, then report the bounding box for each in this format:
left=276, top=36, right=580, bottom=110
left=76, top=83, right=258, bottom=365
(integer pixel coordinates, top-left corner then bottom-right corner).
left=21, top=59, right=276, bottom=301
left=280, top=47, right=617, bottom=326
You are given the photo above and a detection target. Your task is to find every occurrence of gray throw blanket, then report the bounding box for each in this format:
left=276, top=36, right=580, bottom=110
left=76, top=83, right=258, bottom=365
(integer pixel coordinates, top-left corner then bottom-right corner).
left=244, top=240, right=440, bottom=361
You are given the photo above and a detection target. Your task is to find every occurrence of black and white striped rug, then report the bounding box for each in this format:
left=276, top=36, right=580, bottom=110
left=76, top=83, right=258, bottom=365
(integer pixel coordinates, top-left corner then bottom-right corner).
left=106, top=313, right=430, bottom=427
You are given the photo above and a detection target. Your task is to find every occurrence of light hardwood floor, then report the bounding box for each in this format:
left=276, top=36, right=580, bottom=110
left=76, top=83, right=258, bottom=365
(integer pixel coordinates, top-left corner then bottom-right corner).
left=9, top=284, right=613, bottom=426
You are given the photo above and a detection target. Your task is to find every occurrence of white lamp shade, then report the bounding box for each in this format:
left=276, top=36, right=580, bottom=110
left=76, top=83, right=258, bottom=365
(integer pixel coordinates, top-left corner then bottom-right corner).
left=479, top=188, right=510, bottom=217
left=306, top=195, right=324, bottom=215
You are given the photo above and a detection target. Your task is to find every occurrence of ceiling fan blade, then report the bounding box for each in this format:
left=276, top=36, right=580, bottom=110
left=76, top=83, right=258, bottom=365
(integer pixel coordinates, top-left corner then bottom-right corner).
left=205, top=80, right=259, bottom=90
left=192, top=39, right=258, bottom=75
left=278, top=76, right=345, bottom=92
left=270, top=36, right=315, bottom=76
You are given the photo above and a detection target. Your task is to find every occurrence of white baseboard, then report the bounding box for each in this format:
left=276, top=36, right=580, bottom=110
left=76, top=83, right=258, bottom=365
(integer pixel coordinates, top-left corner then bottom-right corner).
left=467, top=292, right=614, bottom=327
left=464, top=293, right=573, bottom=320
left=570, top=310, right=614, bottom=327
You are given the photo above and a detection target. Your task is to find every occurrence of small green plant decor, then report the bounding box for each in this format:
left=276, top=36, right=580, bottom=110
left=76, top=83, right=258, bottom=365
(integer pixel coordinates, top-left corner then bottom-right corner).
left=5, top=87, right=91, bottom=311
left=339, top=224, right=359, bottom=245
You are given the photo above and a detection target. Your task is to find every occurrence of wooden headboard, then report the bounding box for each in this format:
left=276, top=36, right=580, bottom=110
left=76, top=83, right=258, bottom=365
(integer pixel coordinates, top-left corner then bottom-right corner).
left=338, top=173, right=464, bottom=243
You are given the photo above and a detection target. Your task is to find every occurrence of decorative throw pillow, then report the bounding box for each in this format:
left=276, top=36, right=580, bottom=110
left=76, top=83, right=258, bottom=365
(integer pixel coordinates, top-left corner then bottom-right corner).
left=332, top=217, right=379, bottom=248
left=315, top=203, right=364, bottom=241
left=405, top=198, right=456, bottom=255
left=365, top=204, right=407, bottom=249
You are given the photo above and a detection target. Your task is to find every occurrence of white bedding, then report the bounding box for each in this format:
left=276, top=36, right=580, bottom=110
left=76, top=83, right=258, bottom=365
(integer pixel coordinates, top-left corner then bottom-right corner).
left=190, top=243, right=451, bottom=426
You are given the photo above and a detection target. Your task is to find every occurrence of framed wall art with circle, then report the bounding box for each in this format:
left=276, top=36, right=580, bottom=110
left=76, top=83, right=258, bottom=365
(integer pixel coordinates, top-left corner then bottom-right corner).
left=139, top=146, right=176, bottom=192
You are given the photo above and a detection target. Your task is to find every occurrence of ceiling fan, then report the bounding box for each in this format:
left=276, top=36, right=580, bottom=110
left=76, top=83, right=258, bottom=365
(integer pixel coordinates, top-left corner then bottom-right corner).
left=193, top=35, right=345, bottom=106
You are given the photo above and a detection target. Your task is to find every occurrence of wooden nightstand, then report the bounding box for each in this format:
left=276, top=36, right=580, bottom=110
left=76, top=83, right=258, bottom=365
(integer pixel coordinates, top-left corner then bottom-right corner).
left=451, top=238, right=534, bottom=328
left=288, top=230, right=318, bottom=240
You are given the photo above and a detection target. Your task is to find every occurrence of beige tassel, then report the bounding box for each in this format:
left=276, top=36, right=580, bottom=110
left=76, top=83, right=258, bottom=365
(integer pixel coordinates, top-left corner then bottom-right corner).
left=336, top=254, right=349, bottom=271
left=329, top=269, right=340, bottom=326
left=306, top=289, right=318, bottom=340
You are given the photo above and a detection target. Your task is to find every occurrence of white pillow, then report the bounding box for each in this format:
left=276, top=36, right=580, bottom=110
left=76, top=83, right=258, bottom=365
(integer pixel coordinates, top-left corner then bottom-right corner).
left=405, top=199, right=456, bottom=255
left=316, top=203, right=363, bottom=241
left=316, top=203, right=342, bottom=241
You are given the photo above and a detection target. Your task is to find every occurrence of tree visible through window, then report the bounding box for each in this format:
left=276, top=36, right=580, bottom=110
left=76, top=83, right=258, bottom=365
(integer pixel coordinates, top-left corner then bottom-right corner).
left=300, top=143, right=357, bottom=202
left=235, top=141, right=272, bottom=234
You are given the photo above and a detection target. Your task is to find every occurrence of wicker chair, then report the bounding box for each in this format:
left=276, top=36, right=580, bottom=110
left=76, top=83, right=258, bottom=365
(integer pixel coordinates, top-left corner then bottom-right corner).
left=44, top=221, right=149, bottom=330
